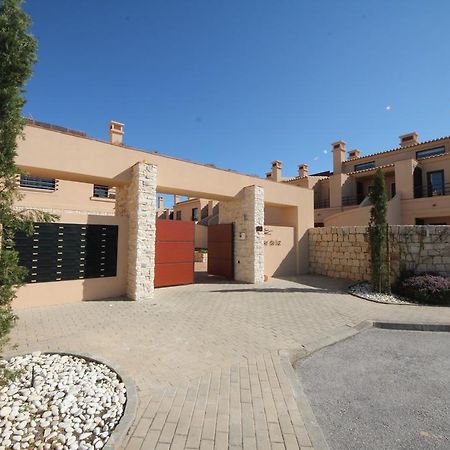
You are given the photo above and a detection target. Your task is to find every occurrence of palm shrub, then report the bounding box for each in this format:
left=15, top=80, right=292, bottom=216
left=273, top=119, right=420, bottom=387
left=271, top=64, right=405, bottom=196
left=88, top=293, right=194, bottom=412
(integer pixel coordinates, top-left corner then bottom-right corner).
left=368, top=168, right=389, bottom=292
left=0, top=0, right=55, bottom=380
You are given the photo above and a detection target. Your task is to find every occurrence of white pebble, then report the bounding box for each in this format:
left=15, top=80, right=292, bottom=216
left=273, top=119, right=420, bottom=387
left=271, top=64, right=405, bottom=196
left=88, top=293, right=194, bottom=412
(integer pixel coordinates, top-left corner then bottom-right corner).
left=1, top=353, right=127, bottom=447
left=0, top=407, right=11, bottom=418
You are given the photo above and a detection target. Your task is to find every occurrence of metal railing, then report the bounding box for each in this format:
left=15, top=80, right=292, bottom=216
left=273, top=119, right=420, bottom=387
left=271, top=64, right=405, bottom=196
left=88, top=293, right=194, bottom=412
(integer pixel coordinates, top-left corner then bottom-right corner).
left=314, top=199, right=330, bottom=209
left=414, top=183, right=450, bottom=198
left=19, top=175, right=57, bottom=191
left=93, top=185, right=116, bottom=199
left=341, top=196, right=360, bottom=206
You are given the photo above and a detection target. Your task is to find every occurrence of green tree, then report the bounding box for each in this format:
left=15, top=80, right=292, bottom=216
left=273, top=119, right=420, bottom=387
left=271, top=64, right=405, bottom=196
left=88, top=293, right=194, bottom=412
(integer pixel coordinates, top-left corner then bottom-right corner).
left=0, top=0, right=54, bottom=358
left=368, top=168, right=389, bottom=292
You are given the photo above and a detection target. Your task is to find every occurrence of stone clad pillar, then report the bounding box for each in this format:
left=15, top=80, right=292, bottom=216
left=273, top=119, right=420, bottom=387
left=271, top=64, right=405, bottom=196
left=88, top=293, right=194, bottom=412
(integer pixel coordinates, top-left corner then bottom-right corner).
left=125, top=162, right=157, bottom=300
left=219, top=185, right=264, bottom=283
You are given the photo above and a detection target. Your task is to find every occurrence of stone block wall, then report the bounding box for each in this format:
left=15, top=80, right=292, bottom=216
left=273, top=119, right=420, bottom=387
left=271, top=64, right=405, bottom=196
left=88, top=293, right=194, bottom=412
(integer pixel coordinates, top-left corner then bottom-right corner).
left=391, top=225, right=450, bottom=275
left=220, top=185, right=265, bottom=283
left=309, top=226, right=450, bottom=281
left=309, top=227, right=370, bottom=280
left=125, top=163, right=157, bottom=300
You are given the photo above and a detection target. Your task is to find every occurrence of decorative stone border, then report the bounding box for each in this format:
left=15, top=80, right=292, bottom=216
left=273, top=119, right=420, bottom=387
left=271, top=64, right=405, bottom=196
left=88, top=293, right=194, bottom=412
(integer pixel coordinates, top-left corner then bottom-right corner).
left=4, top=351, right=138, bottom=450
left=348, top=282, right=450, bottom=308
left=279, top=320, right=450, bottom=450
left=60, top=352, right=138, bottom=450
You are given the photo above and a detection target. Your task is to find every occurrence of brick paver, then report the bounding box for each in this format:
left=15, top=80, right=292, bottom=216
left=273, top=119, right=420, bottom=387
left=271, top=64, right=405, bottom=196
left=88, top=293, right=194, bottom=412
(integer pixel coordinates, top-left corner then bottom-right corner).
left=6, top=275, right=450, bottom=449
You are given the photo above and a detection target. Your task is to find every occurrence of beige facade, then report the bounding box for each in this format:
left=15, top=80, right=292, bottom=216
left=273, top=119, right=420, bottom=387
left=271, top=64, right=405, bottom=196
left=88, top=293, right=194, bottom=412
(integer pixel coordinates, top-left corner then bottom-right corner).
left=12, top=120, right=314, bottom=307
left=269, top=132, right=450, bottom=226
left=172, top=197, right=218, bottom=223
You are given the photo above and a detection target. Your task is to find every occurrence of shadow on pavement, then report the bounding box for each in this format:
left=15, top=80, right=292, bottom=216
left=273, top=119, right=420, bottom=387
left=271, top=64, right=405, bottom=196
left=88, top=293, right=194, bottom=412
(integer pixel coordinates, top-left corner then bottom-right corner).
left=210, top=287, right=334, bottom=294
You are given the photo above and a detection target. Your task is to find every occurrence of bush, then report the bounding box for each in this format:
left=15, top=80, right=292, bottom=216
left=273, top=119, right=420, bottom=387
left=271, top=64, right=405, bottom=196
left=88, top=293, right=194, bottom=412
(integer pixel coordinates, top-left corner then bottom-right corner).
left=398, top=274, right=450, bottom=305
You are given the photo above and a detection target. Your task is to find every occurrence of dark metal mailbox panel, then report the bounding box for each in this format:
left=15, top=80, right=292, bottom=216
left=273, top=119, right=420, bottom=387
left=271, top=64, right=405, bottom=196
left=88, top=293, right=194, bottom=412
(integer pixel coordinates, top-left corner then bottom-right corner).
left=11, top=223, right=118, bottom=283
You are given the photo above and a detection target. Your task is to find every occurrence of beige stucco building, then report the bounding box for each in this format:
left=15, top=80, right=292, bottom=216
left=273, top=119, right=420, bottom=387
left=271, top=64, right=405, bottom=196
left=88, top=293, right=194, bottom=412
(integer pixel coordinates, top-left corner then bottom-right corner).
left=12, top=119, right=314, bottom=308
left=267, top=132, right=450, bottom=226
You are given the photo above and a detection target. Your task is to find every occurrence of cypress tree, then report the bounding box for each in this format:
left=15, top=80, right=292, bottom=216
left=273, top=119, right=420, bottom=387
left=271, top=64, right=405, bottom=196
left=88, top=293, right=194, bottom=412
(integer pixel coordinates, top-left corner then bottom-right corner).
left=0, top=0, right=54, bottom=358
left=368, top=168, right=389, bottom=292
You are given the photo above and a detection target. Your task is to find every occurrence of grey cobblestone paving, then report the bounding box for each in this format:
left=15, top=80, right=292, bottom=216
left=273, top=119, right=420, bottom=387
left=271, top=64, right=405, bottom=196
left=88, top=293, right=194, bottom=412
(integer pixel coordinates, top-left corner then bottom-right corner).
left=6, top=275, right=450, bottom=449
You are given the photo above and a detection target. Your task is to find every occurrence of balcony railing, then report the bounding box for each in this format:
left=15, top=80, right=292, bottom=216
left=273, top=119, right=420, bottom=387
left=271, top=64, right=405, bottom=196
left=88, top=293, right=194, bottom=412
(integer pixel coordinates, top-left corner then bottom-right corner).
left=314, top=199, right=330, bottom=209
left=19, top=175, right=57, bottom=191
left=342, top=196, right=360, bottom=206
left=414, top=183, right=450, bottom=198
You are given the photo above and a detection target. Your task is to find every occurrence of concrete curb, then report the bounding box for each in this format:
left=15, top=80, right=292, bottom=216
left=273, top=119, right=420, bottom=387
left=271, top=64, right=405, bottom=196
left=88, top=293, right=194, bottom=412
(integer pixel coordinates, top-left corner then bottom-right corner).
left=373, top=321, right=450, bottom=332
left=7, top=351, right=138, bottom=450
left=278, top=322, right=372, bottom=450
left=281, top=319, right=450, bottom=450
left=279, top=349, right=329, bottom=450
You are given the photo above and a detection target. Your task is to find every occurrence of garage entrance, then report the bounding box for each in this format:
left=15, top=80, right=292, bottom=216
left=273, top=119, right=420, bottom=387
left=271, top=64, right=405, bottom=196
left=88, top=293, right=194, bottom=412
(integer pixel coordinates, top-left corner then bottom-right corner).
left=155, top=220, right=194, bottom=287
left=207, top=223, right=234, bottom=279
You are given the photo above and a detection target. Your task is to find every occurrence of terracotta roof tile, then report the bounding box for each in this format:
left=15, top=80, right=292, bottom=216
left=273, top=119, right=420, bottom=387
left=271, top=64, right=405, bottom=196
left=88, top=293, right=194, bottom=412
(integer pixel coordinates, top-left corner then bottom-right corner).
left=343, top=135, right=450, bottom=163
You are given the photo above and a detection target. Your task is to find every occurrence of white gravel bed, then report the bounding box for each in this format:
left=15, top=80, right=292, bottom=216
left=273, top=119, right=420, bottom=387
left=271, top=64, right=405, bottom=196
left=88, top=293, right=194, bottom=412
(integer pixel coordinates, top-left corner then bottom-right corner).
left=349, top=282, right=414, bottom=305
left=0, top=352, right=126, bottom=450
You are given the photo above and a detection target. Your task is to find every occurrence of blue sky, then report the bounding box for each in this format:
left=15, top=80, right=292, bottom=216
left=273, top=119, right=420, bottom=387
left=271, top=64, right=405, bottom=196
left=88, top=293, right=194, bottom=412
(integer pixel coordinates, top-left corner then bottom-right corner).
left=24, top=0, right=450, bottom=182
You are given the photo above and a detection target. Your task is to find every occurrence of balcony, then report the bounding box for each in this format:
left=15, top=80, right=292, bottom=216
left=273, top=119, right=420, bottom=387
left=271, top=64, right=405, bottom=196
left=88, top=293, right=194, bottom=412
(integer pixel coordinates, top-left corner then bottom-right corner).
left=342, top=195, right=360, bottom=206
left=414, top=183, right=450, bottom=199
left=314, top=199, right=330, bottom=209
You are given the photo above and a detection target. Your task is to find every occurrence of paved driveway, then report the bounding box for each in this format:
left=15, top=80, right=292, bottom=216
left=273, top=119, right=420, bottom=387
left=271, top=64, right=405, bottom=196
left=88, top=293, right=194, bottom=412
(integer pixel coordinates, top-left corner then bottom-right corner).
left=297, top=328, right=450, bottom=450
left=6, top=275, right=450, bottom=449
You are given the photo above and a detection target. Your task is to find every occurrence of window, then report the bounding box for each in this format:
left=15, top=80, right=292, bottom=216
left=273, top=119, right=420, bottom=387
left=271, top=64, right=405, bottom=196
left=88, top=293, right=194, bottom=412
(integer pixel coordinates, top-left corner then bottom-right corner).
left=391, top=183, right=396, bottom=198
left=427, top=170, right=445, bottom=196
left=93, top=185, right=109, bottom=198
left=413, top=166, right=423, bottom=198
left=191, top=207, right=199, bottom=221
left=176, top=211, right=182, bottom=220
left=20, top=175, right=56, bottom=191
left=416, top=146, right=445, bottom=159
left=354, top=161, right=375, bottom=172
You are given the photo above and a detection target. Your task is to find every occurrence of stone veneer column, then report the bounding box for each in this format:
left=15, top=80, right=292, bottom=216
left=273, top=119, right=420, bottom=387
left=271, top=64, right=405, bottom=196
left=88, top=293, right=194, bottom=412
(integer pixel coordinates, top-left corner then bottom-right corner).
left=126, top=162, right=157, bottom=300
left=219, top=185, right=264, bottom=283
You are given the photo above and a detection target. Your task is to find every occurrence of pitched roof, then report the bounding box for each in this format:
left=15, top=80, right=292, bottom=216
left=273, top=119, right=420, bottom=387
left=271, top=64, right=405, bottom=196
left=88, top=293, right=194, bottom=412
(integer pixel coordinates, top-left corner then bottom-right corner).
left=343, top=135, right=450, bottom=163
left=346, top=163, right=395, bottom=176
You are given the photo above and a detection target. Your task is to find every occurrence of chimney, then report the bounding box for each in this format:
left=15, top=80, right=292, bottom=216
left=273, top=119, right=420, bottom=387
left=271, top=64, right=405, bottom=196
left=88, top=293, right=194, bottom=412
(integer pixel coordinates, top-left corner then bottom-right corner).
left=332, top=141, right=346, bottom=174
left=271, top=160, right=282, bottom=182
left=109, top=121, right=124, bottom=145
left=347, top=149, right=361, bottom=160
left=399, top=132, right=418, bottom=147
left=157, top=196, right=164, bottom=209
left=298, top=164, right=308, bottom=178
left=173, top=194, right=181, bottom=204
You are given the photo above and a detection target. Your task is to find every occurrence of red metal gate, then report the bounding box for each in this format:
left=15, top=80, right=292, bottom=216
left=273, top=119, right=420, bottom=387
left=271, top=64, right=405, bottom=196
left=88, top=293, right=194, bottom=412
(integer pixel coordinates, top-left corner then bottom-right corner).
left=207, top=223, right=234, bottom=279
left=155, top=220, right=194, bottom=288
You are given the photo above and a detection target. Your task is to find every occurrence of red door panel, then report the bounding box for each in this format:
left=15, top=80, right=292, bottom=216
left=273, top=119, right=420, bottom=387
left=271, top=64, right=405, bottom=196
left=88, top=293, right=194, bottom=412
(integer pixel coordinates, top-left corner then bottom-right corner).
left=207, top=223, right=233, bottom=279
left=155, top=263, right=194, bottom=287
left=155, top=242, right=194, bottom=264
left=155, top=220, right=194, bottom=288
